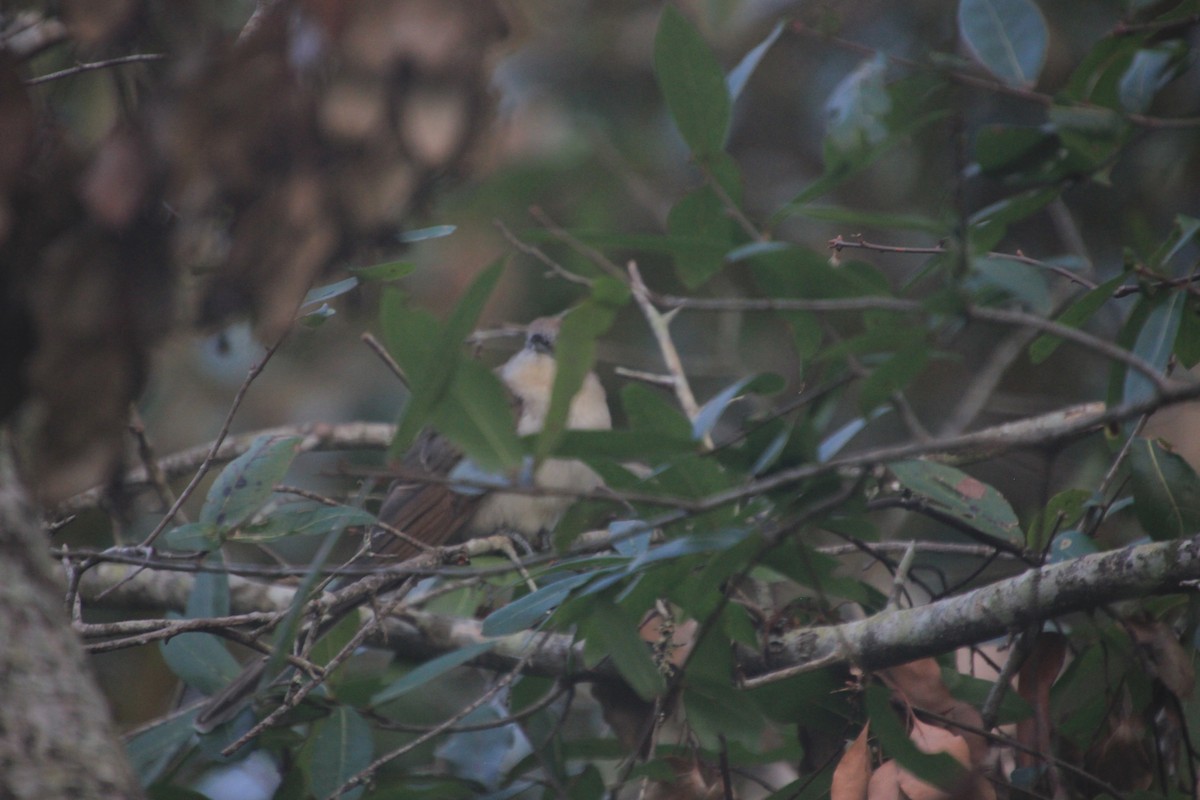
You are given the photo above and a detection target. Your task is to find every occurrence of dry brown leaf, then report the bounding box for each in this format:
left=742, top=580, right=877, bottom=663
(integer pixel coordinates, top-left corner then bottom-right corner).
left=1016, top=633, right=1066, bottom=769
left=881, top=659, right=988, bottom=765
left=1128, top=616, right=1195, bottom=700
left=896, top=720, right=971, bottom=800
left=832, top=724, right=872, bottom=800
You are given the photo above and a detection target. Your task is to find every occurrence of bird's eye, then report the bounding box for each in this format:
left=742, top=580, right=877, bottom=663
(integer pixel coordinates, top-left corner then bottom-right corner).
left=529, top=332, right=554, bottom=354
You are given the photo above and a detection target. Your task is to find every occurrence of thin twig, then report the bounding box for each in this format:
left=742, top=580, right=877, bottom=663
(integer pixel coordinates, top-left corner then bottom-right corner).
left=528, top=206, right=628, bottom=282
left=628, top=261, right=711, bottom=448
left=494, top=219, right=593, bottom=286
left=360, top=333, right=408, bottom=385
left=139, top=334, right=286, bottom=546
left=25, top=52, right=166, bottom=85
left=128, top=405, right=179, bottom=515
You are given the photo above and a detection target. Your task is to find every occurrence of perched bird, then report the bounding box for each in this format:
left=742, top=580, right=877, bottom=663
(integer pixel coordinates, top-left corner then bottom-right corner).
left=366, top=315, right=611, bottom=560
left=194, top=316, right=610, bottom=732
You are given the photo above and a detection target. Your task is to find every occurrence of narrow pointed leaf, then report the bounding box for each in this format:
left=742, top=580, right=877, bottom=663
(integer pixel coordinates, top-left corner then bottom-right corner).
left=654, top=5, right=731, bottom=155
left=371, top=640, right=499, bottom=706
left=1123, top=291, right=1183, bottom=405
left=726, top=21, right=784, bottom=103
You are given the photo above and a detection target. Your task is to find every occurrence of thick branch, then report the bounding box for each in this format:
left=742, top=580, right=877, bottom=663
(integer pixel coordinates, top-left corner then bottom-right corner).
left=744, top=533, right=1200, bottom=685
left=79, top=535, right=1200, bottom=687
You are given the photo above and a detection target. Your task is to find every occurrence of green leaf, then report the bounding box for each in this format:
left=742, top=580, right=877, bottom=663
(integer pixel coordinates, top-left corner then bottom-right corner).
left=683, top=677, right=765, bottom=751
left=1119, top=44, right=1186, bottom=114
left=553, top=429, right=695, bottom=461
left=1150, top=214, right=1200, bottom=273
left=1045, top=528, right=1100, bottom=564
left=306, top=707, right=373, bottom=800
left=397, top=224, right=456, bottom=243
left=973, top=125, right=1057, bottom=176
left=233, top=503, right=377, bottom=542
left=538, top=279, right=628, bottom=461
left=433, top=359, right=526, bottom=472
left=969, top=255, right=1050, bottom=313
left=162, top=521, right=222, bottom=551
left=350, top=260, right=416, bottom=282
left=726, top=21, right=784, bottom=103
left=1063, top=32, right=1147, bottom=107
left=199, top=435, right=301, bottom=532
left=865, top=683, right=968, bottom=790
left=889, top=460, right=1022, bottom=543
left=583, top=600, right=665, bottom=699
left=692, top=373, right=784, bottom=442
left=824, top=54, right=891, bottom=160
left=390, top=259, right=505, bottom=458
left=859, top=343, right=929, bottom=414
left=1123, top=290, right=1183, bottom=406
left=370, top=640, right=498, bottom=706
left=482, top=572, right=593, bottom=636
left=187, top=558, right=229, bottom=618
left=622, top=383, right=694, bottom=441
left=1029, top=488, right=1091, bottom=552
left=160, top=627, right=243, bottom=695
left=968, top=186, right=1060, bottom=229
left=654, top=5, right=731, bottom=155
left=302, top=277, right=359, bottom=308
left=1129, top=438, right=1200, bottom=541
left=1176, top=298, right=1200, bottom=368
left=1029, top=273, right=1125, bottom=363
left=667, top=185, right=736, bottom=288
left=958, top=0, right=1048, bottom=88
left=126, top=708, right=198, bottom=785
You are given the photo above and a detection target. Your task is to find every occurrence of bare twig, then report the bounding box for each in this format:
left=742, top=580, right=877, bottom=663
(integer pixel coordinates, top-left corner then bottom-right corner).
left=25, top=53, right=166, bottom=85
left=494, top=219, right=593, bottom=287
left=360, top=333, right=408, bottom=385
left=628, top=261, right=711, bottom=448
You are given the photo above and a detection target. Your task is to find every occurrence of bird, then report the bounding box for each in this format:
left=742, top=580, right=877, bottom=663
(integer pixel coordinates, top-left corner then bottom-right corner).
left=364, top=315, right=611, bottom=561
left=193, top=315, right=610, bottom=733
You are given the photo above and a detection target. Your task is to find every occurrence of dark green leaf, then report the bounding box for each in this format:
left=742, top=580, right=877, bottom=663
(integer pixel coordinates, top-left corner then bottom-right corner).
left=683, top=677, right=765, bottom=751
left=866, top=683, right=968, bottom=789
left=1176, top=299, right=1200, bottom=368
left=390, top=259, right=505, bottom=458
left=160, top=627, right=242, bottom=695
left=958, top=0, right=1048, bottom=88
left=969, top=255, right=1050, bottom=313
left=187, top=558, right=229, bottom=618
left=622, top=383, right=694, bottom=441
left=727, top=21, right=784, bottom=103
left=1029, top=488, right=1092, bottom=552
left=1030, top=273, right=1125, bottom=363
left=126, top=708, right=198, bottom=785
left=654, top=6, right=731, bottom=155
left=199, top=435, right=301, bottom=532
left=859, top=344, right=929, bottom=414
left=302, top=277, right=358, bottom=308
left=371, top=641, right=499, bottom=706
left=824, top=54, right=891, bottom=159
left=553, top=429, right=695, bottom=461
left=233, top=503, right=377, bottom=542
left=968, top=186, right=1060, bottom=228
left=973, top=125, right=1057, bottom=176
left=1129, top=438, right=1200, bottom=540
left=889, top=460, right=1022, bottom=543
left=942, top=669, right=1032, bottom=725
left=1063, top=32, right=1147, bottom=107
left=629, top=529, right=749, bottom=571
left=162, top=521, right=222, bottom=551
left=351, top=260, right=417, bottom=282
left=397, top=224, right=456, bottom=243
left=667, top=185, right=736, bottom=288
left=482, top=572, right=593, bottom=636
left=1123, top=290, right=1183, bottom=406
left=583, top=600, right=665, bottom=699
left=433, top=359, right=526, bottom=472
left=306, top=707, right=373, bottom=800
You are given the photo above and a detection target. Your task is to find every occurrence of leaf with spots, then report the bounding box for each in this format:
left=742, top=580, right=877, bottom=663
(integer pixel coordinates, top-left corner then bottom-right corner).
left=889, top=460, right=1022, bottom=544
left=199, top=434, right=302, bottom=533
